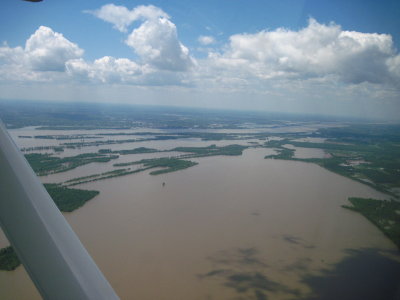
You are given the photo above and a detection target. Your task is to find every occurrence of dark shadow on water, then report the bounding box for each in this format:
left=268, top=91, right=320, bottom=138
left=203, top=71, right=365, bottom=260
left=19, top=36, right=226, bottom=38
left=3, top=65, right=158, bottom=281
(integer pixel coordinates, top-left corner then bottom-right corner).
left=301, top=248, right=400, bottom=300
left=283, top=235, right=302, bottom=245
left=282, top=257, right=313, bottom=273
left=199, top=247, right=300, bottom=299
left=199, top=269, right=300, bottom=300
left=206, top=247, right=268, bottom=268
left=224, top=271, right=299, bottom=296
left=282, top=234, right=315, bottom=249
left=199, top=247, right=400, bottom=299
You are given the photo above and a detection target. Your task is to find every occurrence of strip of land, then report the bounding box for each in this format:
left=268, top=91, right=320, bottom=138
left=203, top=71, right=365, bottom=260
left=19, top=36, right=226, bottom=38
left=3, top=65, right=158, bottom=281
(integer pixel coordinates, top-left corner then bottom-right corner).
left=263, top=125, right=400, bottom=198
left=25, top=153, right=119, bottom=176
left=67, top=158, right=198, bottom=186
left=342, top=197, right=400, bottom=249
left=64, top=145, right=247, bottom=185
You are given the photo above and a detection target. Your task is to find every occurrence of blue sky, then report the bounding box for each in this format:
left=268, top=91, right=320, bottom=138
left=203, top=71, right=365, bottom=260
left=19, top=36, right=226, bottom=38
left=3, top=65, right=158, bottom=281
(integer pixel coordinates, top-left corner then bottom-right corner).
left=0, top=0, right=399, bottom=120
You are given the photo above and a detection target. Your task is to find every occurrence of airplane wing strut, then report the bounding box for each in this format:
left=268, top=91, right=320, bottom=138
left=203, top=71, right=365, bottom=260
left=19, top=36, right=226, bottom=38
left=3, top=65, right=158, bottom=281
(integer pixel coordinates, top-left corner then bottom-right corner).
left=0, top=120, right=120, bottom=300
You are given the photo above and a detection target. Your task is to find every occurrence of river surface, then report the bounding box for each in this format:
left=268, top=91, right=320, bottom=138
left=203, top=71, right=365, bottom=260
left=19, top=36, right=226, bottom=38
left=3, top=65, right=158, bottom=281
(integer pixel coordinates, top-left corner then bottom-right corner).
left=1, top=130, right=399, bottom=300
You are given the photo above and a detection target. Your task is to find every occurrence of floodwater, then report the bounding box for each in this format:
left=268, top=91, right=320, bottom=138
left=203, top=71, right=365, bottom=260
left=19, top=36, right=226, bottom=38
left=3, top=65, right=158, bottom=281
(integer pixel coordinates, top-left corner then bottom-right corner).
left=9, top=127, right=263, bottom=159
left=1, top=132, right=400, bottom=299
left=282, top=144, right=326, bottom=159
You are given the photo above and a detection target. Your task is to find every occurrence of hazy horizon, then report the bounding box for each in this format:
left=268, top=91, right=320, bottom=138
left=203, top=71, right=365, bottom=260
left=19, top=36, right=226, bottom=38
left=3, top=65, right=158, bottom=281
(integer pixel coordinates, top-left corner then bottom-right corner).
left=0, top=98, right=394, bottom=124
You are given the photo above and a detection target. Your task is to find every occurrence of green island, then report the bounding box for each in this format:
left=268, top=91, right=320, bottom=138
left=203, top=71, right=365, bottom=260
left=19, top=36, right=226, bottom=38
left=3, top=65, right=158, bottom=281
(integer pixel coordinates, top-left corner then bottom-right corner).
left=25, top=152, right=119, bottom=176
left=342, top=197, right=400, bottom=249
left=65, top=168, right=144, bottom=186
left=44, top=184, right=100, bottom=212
left=115, top=157, right=198, bottom=175
left=109, top=144, right=247, bottom=158
left=113, top=147, right=159, bottom=155
left=34, top=135, right=100, bottom=140
left=66, top=168, right=149, bottom=185
left=21, top=145, right=66, bottom=152
left=0, top=184, right=100, bottom=270
left=60, top=138, right=139, bottom=148
left=173, top=144, right=248, bottom=157
left=98, top=147, right=158, bottom=155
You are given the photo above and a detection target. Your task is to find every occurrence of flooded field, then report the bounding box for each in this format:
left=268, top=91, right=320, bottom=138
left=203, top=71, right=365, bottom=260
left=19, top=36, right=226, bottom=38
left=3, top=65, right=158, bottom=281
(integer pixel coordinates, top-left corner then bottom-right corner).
left=282, top=144, right=327, bottom=159
left=1, top=127, right=399, bottom=300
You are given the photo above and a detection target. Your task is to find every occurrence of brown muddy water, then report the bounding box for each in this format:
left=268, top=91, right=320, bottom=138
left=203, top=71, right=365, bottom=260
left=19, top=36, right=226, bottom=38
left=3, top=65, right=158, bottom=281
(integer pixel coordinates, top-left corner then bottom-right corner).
left=1, top=146, right=399, bottom=299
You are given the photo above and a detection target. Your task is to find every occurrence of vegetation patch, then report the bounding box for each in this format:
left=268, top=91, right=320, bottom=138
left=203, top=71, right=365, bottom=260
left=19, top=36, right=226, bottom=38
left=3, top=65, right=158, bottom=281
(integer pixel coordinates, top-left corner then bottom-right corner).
left=67, top=157, right=198, bottom=185
left=145, top=158, right=198, bottom=175
left=115, top=157, right=198, bottom=175
left=114, top=147, right=159, bottom=155
left=263, top=125, right=400, bottom=198
left=44, top=184, right=99, bottom=212
left=34, top=135, right=100, bottom=140
left=173, top=144, right=247, bottom=157
left=342, top=197, right=400, bottom=249
left=265, top=147, right=294, bottom=160
left=25, top=153, right=119, bottom=176
left=65, top=168, right=139, bottom=186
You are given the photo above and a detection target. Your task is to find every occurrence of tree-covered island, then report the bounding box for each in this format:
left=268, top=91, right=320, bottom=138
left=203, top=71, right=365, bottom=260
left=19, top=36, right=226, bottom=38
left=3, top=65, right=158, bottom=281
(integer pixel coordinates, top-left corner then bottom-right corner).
left=25, top=153, right=119, bottom=176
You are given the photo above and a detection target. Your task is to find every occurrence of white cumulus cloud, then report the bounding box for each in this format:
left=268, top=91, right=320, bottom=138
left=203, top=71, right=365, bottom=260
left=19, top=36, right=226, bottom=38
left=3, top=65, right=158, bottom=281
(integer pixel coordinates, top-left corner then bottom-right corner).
left=198, top=35, right=215, bottom=45
left=125, top=17, right=195, bottom=71
left=0, top=26, right=83, bottom=81
left=89, top=4, right=194, bottom=72
left=87, top=4, right=169, bottom=32
left=25, top=26, right=84, bottom=72
left=205, top=18, right=400, bottom=86
left=66, top=56, right=189, bottom=86
left=66, top=56, right=143, bottom=83
left=1, top=15, right=399, bottom=98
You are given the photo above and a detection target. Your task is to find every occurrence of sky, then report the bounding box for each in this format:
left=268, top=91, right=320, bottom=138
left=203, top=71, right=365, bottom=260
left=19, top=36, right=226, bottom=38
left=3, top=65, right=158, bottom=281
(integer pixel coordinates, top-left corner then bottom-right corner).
left=0, top=0, right=399, bottom=121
